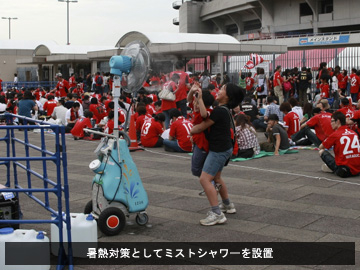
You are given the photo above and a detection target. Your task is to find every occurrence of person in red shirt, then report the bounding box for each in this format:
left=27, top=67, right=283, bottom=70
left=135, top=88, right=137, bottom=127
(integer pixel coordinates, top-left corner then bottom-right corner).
left=140, top=113, right=165, bottom=147
left=337, top=70, right=348, bottom=96
left=43, top=95, right=58, bottom=116
left=350, top=68, right=360, bottom=102
left=319, top=79, right=330, bottom=99
left=245, top=72, right=255, bottom=96
left=135, top=106, right=152, bottom=140
left=52, top=73, right=70, bottom=98
left=319, top=111, right=360, bottom=177
left=89, top=97, right=107, bottom=124
left=280, top=102, right=300, bottom=139
left=160, top=73, right=179, bottom=129
left=292, top=99, right=332, bottom=147
left=72, top=84, right=84, bottom=97
left=337, top=97, right=355, bottom=121
left=71, top=110, right=93, bottom=140
left=169, top=60, right=190, bottom=118
left=94, top=72, right=103, bottom=95
left=163, top=108, right=193, bottom=152
left=69, top=73, right=77, bottom=91
left=33, top=87, right=46, bottom=101
left=273, top=65, right=283, bottom=105
left=0, top=77, right=2, bottom=92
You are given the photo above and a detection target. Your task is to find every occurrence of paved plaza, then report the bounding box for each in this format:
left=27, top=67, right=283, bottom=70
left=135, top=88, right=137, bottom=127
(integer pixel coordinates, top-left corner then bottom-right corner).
left=7, top=131, right=360, bottom=270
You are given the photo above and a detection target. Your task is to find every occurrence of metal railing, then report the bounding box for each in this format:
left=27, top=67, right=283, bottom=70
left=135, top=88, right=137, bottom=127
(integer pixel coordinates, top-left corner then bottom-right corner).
left=1, top=81, right=57, bottom=90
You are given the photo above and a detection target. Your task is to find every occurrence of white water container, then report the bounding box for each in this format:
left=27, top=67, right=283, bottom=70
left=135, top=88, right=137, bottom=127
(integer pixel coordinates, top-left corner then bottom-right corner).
left=0, top=227, right=50, bottom=270
left=51, top=213, right=97, bottom=257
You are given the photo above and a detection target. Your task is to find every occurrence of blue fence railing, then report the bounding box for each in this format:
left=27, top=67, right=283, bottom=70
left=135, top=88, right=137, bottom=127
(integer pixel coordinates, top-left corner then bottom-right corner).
left=1, top=81, right=57, bottom=89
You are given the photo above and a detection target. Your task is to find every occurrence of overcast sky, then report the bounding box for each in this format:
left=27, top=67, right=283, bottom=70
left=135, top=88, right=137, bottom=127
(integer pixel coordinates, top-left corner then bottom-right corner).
left=1, top=0, right=179, bottom=46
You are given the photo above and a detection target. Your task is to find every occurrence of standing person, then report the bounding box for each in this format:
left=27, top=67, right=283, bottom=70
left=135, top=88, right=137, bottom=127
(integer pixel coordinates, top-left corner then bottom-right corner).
left=273, top=65, right=283, bottom=105
left=199, top=71, right=210, bottom=90
left=94, top=72, right=103, bottom=95
left=160, top=73, right=179, bottom=129
left=338, top=70, right=348, bottom=97
left=319, top=111, right=360, bottom=178
left=282, top=69, right=293, bottom=102
left=69, top=73, right=77, bottom=92
left=298, top=66, right=312, bottom=106
left=0, top=75, right=3, bottom=93
left=190, top=83, right=244, bottom=226
left=349, top=68, right=360, bottom=103
left=170, top=60, right=190, bottom=118
left=13, top=73, right=18, bottom=88
left=245, top=72, right=255, bottom=97
left=52, top=73, right=70, bottom=98
left=255, top=68, right=268, bottom=108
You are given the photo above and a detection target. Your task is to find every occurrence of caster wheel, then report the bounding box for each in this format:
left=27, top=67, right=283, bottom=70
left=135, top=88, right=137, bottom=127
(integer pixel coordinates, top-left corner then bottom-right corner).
left=84, top=200, right=93, bottom=214
left=136, top=213, right=149, bottom=226
left=98, top=207, right=126, bottom=236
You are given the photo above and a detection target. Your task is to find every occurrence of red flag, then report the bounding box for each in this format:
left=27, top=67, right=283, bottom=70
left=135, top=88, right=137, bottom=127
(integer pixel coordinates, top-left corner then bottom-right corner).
left=243, top=60, right=255, bottom=69
left=250, top=53, right=264, bottom=66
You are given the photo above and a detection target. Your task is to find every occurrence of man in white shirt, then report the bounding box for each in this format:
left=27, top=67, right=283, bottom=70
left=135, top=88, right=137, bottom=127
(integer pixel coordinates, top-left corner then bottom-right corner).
left=51, top=99, right=68, bottom=125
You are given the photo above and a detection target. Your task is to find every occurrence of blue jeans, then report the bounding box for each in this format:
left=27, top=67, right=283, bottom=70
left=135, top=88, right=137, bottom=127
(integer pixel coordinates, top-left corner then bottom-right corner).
left=163, top=110, right=171, bottom=129
left=191, top=145, right=208, bottom=177
left=176, top=99, right=187, bottom=118
left=163, top=139, right=188, bottom=153
left=351, top=93, right=358, bottom=103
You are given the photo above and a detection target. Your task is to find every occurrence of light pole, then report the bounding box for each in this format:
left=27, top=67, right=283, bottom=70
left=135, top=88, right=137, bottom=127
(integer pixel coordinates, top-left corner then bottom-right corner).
left=58, top=0, right=78, bottom=45
left=1, top=17, right=18, bottom=39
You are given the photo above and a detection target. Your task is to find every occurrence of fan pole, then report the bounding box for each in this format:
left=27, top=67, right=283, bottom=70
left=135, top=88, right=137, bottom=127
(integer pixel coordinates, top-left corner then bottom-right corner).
left=112, top=75, right=121, bottom=139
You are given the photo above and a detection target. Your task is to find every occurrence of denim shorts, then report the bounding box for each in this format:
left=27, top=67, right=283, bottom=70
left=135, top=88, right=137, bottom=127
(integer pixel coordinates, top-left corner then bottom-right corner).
left=202, top=148, right=233, bottom=177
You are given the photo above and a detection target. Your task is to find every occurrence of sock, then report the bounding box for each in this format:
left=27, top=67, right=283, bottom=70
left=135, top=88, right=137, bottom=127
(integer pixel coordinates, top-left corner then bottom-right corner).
left=211, top=206, right=221, bottom=215
left=222, top=198, right=230, bottom=206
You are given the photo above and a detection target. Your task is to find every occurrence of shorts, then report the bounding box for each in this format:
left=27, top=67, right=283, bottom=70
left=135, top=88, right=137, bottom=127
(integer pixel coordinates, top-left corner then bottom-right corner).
left=202, top=148, right=233, bottom=177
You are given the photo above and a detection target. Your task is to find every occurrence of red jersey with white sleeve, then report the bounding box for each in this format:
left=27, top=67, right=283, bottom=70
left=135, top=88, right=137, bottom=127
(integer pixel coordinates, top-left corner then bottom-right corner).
left=306, top=112, right=333, bottom=142
left=191, top=111, right=209, bottom=152
left=104, top=119, right=114, bottom=134
left=169, top=116, right=193, bottom=152
left=338, top=74, right=347, bottom=89
left=160, top=81, right=177, bottom=111
left=337, top=106, right=355, bottom=119
left=283, top=111, right=300, bottom=138
left=43, top=100, right=58, bottom=116
left=273, top=71, right=281, bottom=87
left=71, top=118, right=92, bottom=138
left=56, top=79, right=70, bottom=97
left=34, top=89, right=46, bottom=101
left=245, top=77, right=255, bottom=91
left=69, top=76, right=76, bottom=88
left=146, top=104, right=156, bottom=116
left=350, top=74, right=360, bottom=94
left=89, top=104, right=107, bottom=124
left=140, top=118, right=163, bottom=147
left=322, top=126, right=360, bottom=175
left=147, top=94, right=158, bottom=103
left=169, top=70, right=189, bottom=102
left=320, top=84, right=330, bottom=98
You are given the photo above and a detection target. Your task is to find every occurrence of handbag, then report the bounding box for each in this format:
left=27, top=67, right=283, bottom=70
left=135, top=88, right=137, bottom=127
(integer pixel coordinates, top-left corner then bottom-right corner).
left=283, top=81, right=292, bottom=92
left=158, top=84, right=175, bottom=101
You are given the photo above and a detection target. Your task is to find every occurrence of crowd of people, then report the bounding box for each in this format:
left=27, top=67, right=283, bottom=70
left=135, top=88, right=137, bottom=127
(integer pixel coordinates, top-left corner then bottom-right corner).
left=1, top=60, right=360, bottom=226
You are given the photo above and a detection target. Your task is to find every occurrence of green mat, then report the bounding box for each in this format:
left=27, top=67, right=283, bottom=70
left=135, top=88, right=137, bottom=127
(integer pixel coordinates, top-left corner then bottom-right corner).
left=231, top=149, right=299, bottom=162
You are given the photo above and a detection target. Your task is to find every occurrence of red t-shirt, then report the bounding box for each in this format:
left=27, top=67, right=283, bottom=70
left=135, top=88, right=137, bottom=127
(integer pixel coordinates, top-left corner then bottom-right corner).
left=69, top=76, right=76, bottom=88
left=169, top=71, right=189, bottom=102
left=160, top=81, right=177, bottom=111
left=72, top=87, right=84, bottom=97
left=306, top=112, right=333, bottom=142
left=350, top=74, right=360, bottom=94
left=140, top=118, right=163, bottom=147
left=56, top=79, right=70, bottom=97
left=337, top=106, right=355, bottom=119
left=283, top=111, right=300, bottom=138
left=169, top=116, right=193, bottom=152
left=89, top=104, right=107, bottom=124
left=34, top=89, right=46, bottom=101
left=322, top=126, right=360, bottom=175
left=273, top=71, right=281, bottom=87
left=71, top=118, right=92, bottom=138
left=191, top=111, right=209, bottom=152
left=104, top=119, right=114, bottom=134
left=146, top=104, right=156, bottom=116
left=43, top=100, right=58, bottom=116
left=245, top=77, right=255, bottom=91
left=320, top=84, right=330, bottom=98
left=337, top=74, right=346, bottom=89
left=136, top=114, right=152, bottom=133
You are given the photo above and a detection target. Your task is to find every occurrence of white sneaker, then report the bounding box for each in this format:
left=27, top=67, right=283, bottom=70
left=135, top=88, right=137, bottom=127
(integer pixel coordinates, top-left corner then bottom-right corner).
left=219, top=202, right=236, bottom=214
left=200, top=211, right=227, bottom=226
left=321, top=164, right=333, bottom=173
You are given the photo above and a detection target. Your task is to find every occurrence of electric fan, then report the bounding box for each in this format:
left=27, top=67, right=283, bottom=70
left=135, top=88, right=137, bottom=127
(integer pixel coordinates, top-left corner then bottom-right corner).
left=84, top=41, right=151, bottom=236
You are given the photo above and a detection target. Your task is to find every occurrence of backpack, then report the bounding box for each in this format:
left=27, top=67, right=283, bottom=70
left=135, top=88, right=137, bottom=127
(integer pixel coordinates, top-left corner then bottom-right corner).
left=96, top=76, right=103, bottom=85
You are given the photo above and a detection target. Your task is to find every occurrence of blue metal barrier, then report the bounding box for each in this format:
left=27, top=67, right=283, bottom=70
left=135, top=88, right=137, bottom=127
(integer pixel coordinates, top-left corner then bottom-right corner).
left=0, top=114, right=73, bottom=270
left=1, top=81, right=57, bottom=89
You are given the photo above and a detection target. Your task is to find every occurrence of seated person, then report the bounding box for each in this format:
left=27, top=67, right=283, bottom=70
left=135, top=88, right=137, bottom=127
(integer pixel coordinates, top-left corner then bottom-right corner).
left=260, top=114, right=290, bottom=155
left=280, top=102, right=300, bottom=140
left=291, top=99, right=332, bottom=147
left=140, top=113, right=165, bottom=147
left=235, top=114, right=260, bottom=158
left=65, top=102, right=82, bottom=133
left=319, top=111, right=360, bottom=178
left=163, top=108, right=193, bottom=153
left=71, top=110, right=93, bottom=140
